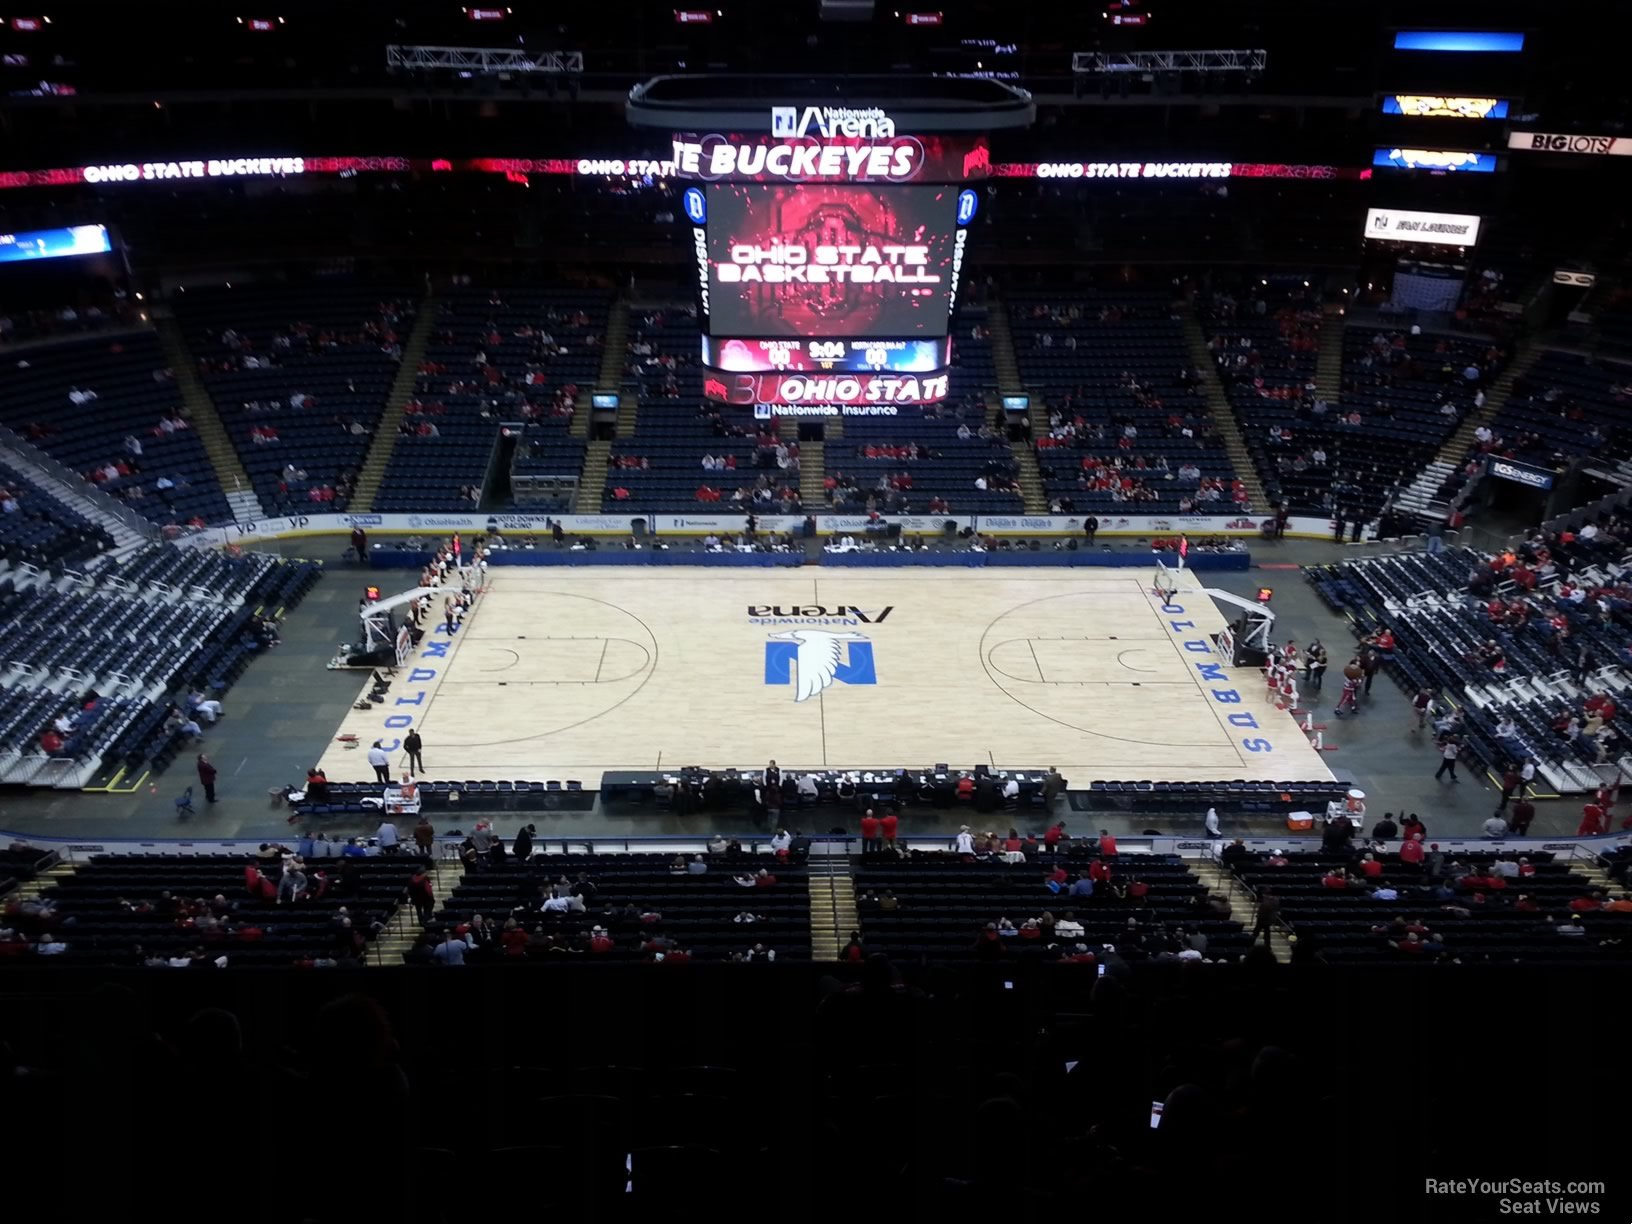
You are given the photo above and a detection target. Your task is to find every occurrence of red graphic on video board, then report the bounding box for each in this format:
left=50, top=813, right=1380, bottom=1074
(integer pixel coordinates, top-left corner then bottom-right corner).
left=706, top=183, right=956, bottom=338
left=671, top=133, right=987, bottom=183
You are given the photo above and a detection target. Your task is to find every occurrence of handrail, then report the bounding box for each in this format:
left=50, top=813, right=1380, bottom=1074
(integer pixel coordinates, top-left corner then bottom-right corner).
left=0, top=423, right=161, bottom=541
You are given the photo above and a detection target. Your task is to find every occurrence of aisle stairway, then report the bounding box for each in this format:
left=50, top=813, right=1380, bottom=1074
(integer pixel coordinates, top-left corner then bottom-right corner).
left=799, top=440, right=825, bottom=508
left=988, top=294, right=1023, bottom=395
left=584, top=294, right=630, bottom=440
left=575, top=441, right=611, bottom=513
left=349, top=291, right=437, bottom=512
left=0, top=423, right=155, bottom=552
left=9, top=859, right=76, bottom=906
left=155, top=314, right=263, bottom=522
left=1389, top=459, right=1458, bottom=526
left=1181, top=316, right=1267, bottom=512
left=1192, top=857, right=1287, bottom=964
left=1389, top=339, right=1542, bottom=528
left=806, top=853, right=858, bottom=961
left=1313, top=306, right=1345, bottom=404
left=370, top=855, right=466, bottom=964
left=1433, top=338, right=1542, bottom=465
left=1013, top=444, right=1047, bottom=513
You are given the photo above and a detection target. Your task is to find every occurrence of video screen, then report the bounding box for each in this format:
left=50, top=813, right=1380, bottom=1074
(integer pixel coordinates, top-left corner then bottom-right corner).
left=701, top=335, right=950, bottom=373
left=0, top=224, right=112, bottom=263
left=704, top=183, right=958, bottom=338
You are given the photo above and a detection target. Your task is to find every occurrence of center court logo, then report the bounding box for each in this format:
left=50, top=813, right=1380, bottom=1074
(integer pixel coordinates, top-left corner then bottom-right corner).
left=764, top=630, right=877, bottom=701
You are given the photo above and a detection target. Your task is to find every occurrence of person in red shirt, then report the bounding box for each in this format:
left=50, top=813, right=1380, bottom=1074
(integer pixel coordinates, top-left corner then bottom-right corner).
left=1126, top=879, right=1149, bottom=903
left=956, top=775, right=975, bottom=801
left=588, top=926, right=614, bottom=954
left=1003, top=827, right=1022, bottom=854
left=880, top=810, right=899, bottom=849
left=1401, top=815, right=1426, bottom=842
left=1322, top=869, right=1350, bottom=889
left=1098, top=830, right=1118, bottom=856
left=500, top=919, right=530, bottom=958
left=1047, top=864, right=1069, bottom=887
left=39, top=730, right=64, bottom=754
left=1359, top=854, right=1383, bottom=878
left=1398, top=835, right=1424, bottom=866
left=1044, top=821, right=1066, bottom=851
left=1569, top=892, right=1603, bottom=912
left=1088, top=858, right=1113, bottom=884
left=754, top=870, right=777, bottom=888
left=1578, top=803, right=1608, bottom=837
left=1514, top=894, right=1538, bottom=912
left=859, top=810, right=881, bottom=853
left=1510, top=799, right=1536, bottom=835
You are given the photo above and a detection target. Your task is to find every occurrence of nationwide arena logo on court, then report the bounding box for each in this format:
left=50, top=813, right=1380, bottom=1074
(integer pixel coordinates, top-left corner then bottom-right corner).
left=748, top=604, right=894, bottom=625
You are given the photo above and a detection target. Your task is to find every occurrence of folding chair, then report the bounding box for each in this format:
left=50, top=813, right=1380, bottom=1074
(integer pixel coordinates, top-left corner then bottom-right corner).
left=175, top=785, right=196, bottom=818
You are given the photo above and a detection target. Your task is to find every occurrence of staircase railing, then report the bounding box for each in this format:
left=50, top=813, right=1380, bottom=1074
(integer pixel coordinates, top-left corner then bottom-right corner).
left=0, top=423, right=161, bottom=541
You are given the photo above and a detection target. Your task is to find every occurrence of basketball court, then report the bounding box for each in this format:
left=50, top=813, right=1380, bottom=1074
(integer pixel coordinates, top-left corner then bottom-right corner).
left=318, top=567, right=1333, bottom=784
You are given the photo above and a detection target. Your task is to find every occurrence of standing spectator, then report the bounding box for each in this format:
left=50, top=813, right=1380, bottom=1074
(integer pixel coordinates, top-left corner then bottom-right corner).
left=196, top=753, right=218, bottom=804
left=513, top=823, right=536, bottom=862
left=413, top=815, right=435, bottom=856
left=1099, top=829, right=1118, bottom=856
left=1578, top=802, right=1608, bottom=837
left=1303, top=642, right=1327, bottom=693
left=1042, top=766, right=1066, bottom=805
left=1509, top=797, right=1536, bottom=836
left=403, top=728, right=424, bottom=775
left=1251, top=888, right=1280, bottom=948
left=350, top=525, right=368, bottom=565
left=408, top=865, right=435, bottom=925
left=859, top=809, right=881, bottom=853
left=880, top=809, right=898, bottom=849
left=955, top=825, right=975, bottom=855
left=1498, top=765, right=1523, bottom=811
left=375, top=817, right=400, bottom=854
left=367, top=741, right=390, bottom=784
left=1434, top=739, right=1461, bottom=782
left=1360, top=649, right=1381, bottom=696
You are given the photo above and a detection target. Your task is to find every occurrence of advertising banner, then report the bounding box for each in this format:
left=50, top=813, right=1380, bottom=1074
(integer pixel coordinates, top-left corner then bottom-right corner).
left=178, top=510, right=1347, bottom=548
left=670, top=130, right=988, bottom=184
left=1486, top=458, right=1556, bottom=490
left=704, top=370, right=950, bottom=408
left=1363, top=207, right=1481, bottom=247
left=1507, top=131, right=1632, bottom=156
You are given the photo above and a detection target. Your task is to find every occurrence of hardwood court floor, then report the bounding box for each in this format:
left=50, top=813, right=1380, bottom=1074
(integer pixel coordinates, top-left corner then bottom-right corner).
left=319, top=568, right=1333, bottom=784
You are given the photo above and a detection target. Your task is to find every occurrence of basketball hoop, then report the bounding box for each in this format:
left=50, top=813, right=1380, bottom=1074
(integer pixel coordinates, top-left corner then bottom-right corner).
left=1151, top=562, right=1180, bottom=603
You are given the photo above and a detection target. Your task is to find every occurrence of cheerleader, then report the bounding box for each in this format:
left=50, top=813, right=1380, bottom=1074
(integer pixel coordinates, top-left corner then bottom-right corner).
left=1279, top=669, right=1299, bottom=712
